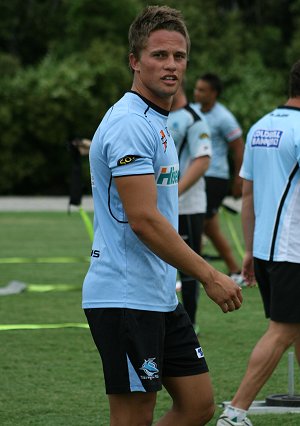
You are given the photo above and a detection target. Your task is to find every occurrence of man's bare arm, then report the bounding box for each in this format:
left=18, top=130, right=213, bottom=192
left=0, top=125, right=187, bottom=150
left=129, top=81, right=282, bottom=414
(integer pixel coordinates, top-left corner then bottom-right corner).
left=115, top=174, right=243, bottom=312
left=178, top=156, right=210, bottom=196
left=230, top=137, right=244, bottom=198
left=241, top=179, right=256, bottom=285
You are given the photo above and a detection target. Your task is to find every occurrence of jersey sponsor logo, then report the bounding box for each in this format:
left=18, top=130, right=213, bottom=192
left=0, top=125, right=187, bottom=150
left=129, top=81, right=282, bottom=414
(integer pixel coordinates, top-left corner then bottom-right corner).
left=195, top=346, right=204, bottom=359
left=117, top=155, right=141, bottom=166
left=251, top=129, right=283, bottom=147
left=160, top=129, right=168, bottom=152
left=270, top=112, right=289, bottom=117
left=91, top=173, right=95, bottom=187
left=91, top=249, right=100, bottom=258
left=140, top=358, right=159, bottom=380
left=156, top=164, right=179, bottom=186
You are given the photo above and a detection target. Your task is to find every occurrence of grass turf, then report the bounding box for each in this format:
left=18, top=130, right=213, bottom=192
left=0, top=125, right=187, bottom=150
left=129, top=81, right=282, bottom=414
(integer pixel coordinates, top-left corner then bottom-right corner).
left=0, top=211, right=299, bottom=425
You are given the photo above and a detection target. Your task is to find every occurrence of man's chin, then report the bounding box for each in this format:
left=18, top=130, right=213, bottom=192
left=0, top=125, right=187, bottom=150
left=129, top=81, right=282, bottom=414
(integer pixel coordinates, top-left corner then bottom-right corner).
left=160, top=86, right=180, bottom=98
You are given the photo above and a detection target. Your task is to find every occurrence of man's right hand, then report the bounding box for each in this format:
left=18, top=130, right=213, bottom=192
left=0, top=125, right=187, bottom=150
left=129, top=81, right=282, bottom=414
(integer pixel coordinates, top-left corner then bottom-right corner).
left=202, top=270, right=243, bottom=313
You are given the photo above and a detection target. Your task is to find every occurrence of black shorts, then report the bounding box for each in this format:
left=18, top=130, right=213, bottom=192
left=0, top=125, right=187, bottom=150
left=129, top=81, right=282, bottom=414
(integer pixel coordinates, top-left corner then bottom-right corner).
left=205, top=176, right=229, bottom=218
left=84, top=303, right=208, bottom=394
left=254, top=258, right=300, bottom=323
left=179, top=213, right=205, bottom=253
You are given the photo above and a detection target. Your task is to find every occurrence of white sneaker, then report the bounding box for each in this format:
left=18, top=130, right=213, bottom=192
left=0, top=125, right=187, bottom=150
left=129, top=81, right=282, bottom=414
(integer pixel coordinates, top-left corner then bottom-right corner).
left=216, top=414, right=253, bottom=426
left=229, top=272, right=247, bottom=287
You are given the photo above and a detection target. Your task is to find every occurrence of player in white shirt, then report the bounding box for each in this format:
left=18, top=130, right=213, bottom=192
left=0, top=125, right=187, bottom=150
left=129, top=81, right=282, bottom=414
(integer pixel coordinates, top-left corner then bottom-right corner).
left=217, top=60, right=300, bottom=426
left=193, top=74, right=245, bottom=283
left=168, top=84, right=212, bottom=333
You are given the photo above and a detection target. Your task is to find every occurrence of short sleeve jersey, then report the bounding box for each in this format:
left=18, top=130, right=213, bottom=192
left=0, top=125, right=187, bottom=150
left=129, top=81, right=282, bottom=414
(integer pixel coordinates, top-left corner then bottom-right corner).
left=240, top=106, right=300, bottom=262
left=82, top=92, right=179, bottom=312
left=192, top=102, right=242, bottom=179
left=168, top=104, right=212, bottom=214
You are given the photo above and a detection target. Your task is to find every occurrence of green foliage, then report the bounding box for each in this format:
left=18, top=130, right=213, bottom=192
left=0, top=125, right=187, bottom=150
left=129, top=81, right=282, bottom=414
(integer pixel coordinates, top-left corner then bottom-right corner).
left=286, top=0, right=300, bottom=64
left=220, top=52, right=286, bottom=132
left=57, top=0, right=141, bottom=56
left=0, top=41, right=131, bottom=194
left=0, top=53, right=21, bottom=76
left=0, top=0, right=68, bottom=66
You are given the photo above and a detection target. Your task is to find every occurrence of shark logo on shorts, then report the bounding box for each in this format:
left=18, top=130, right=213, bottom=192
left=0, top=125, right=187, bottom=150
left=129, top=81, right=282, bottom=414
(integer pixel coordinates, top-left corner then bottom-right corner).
left=140, top=358, right=159, bottom=377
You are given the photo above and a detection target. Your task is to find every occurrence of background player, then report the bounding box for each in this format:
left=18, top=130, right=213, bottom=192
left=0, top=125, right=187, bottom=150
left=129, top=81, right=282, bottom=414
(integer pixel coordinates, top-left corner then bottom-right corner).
left=193, top=73, right=245, bottom=284
left=217, top=59, right=300, bottom=426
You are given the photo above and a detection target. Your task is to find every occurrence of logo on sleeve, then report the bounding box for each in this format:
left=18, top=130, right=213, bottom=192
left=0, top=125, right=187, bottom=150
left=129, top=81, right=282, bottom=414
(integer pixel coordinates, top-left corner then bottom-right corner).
left=117, top=155, right=141, bottom=166
left=156, top=164, right=179, bottom=186
left=199, top=132, right=210, bottom=139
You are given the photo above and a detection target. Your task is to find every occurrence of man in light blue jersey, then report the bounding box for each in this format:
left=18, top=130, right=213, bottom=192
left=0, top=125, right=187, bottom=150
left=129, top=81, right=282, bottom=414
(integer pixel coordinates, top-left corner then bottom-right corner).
left=217, top=60, right=300, bottom=426
left=168, top=84, right=212, bottom=334
left=194, top=74, right=245, bottom=283
left=82, top=6, right=243, bottom=426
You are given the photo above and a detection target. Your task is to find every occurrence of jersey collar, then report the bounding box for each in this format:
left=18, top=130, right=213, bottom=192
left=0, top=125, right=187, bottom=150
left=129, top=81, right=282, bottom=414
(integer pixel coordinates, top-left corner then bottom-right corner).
left=277, top=105, right=300, bottom=112
left=129, top=91, right=169, bottom=116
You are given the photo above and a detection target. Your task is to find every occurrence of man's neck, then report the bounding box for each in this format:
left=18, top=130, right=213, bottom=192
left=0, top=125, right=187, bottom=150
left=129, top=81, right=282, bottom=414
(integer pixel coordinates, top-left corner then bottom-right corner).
left=171, top=88, right=187, bottom=111
left=200, top=100, right=215, bottom=112
left=285, top=97, right=300, bottom=108
left=131, top=82, right=172, bottom=111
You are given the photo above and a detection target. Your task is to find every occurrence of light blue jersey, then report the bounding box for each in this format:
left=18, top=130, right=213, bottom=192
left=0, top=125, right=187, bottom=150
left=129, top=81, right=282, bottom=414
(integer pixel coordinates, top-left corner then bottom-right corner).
left=168, top=104, right=212, bottom=214
left=240, top=106, right=300, bottom=262
left=82, top=92, right=179, bottom=312
left=192, top=102, right=242, bottom=179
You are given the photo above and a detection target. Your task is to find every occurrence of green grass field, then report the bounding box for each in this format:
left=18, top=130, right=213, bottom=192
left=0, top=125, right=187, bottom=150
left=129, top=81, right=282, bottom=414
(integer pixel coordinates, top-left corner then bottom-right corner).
left=0, top=211, right=299, bottom=425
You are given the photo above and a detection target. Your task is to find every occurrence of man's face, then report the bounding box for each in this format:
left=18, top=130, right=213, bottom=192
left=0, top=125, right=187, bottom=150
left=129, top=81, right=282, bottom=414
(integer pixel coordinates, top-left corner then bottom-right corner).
left=130, top=29, right=188, bottom=109
left=193, top=79, right=217, bottom=105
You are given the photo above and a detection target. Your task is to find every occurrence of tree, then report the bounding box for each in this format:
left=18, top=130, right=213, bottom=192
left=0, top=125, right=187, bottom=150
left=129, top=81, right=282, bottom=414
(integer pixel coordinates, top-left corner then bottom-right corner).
left=0, top=0, right=67, bottom=65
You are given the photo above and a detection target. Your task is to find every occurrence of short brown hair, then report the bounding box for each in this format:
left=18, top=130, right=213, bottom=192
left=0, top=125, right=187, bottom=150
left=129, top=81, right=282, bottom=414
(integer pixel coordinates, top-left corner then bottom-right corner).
left=289, top=60, right=300, bottom=98
left=128, top=5, right=190, bottom=60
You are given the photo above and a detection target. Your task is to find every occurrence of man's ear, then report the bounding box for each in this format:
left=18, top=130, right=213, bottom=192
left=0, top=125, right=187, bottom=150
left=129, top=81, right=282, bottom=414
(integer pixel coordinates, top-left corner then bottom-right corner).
left=129, top=53, right=140, bottom=72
